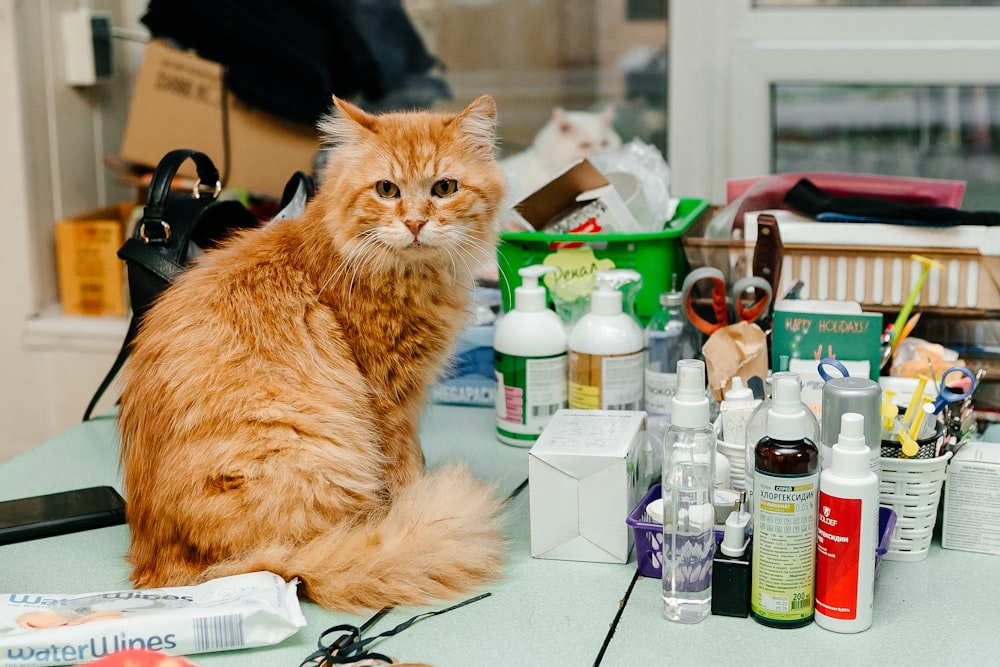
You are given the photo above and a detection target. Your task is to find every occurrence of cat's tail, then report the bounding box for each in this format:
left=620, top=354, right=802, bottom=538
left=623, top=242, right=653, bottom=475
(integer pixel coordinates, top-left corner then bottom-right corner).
left=202, top=464, right=508, bottom=612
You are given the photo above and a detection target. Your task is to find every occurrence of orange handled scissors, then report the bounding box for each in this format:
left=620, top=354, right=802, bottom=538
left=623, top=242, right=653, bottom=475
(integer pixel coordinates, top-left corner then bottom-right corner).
left=681, top=267, right=773, bottom=336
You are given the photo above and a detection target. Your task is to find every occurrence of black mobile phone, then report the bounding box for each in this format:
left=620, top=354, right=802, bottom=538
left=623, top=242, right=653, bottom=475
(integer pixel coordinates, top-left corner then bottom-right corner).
left=0, top=485, right=126, bottom=546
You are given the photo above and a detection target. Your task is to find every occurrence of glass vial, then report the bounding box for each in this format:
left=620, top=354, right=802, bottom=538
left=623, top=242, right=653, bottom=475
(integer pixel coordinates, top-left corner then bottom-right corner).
left=644, top=285, right=700, bottom=423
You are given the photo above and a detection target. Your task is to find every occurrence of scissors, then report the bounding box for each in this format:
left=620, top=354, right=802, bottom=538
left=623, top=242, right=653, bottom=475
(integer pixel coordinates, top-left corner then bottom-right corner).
left=681, top=267, right=773, bottom=335
left=928, top=366, right=977, bottom=415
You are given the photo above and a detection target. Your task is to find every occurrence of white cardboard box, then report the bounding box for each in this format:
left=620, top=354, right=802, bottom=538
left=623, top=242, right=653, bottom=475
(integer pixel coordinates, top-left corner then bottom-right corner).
left=528, top=409, right=646, bottom=563
left=942, top=441, right=1000, bottom=555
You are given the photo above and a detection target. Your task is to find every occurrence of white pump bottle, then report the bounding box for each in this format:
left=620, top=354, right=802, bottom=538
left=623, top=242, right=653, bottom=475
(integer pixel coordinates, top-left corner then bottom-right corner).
left=494, top=265, right=568, bottom=446
left=567, top=269, right=644, bottom=411
left=815, top=412, right=879, bottom=633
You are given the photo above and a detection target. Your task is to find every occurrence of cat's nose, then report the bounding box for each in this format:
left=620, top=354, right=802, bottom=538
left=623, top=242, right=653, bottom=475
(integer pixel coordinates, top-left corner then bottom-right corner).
left=405, top=219, right=427, bottom=237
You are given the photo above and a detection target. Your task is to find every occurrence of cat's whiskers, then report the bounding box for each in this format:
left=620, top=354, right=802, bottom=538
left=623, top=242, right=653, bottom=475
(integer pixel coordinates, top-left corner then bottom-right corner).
left=322, top=229, right=380, bottom=298
left=493, top=244, right=515, bottom=298
left=345, top=235, right=384, bottom=301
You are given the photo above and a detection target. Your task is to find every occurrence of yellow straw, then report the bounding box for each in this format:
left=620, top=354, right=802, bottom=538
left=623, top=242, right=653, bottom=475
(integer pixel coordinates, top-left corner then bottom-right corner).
left=890, top=255, right=944, bottom=350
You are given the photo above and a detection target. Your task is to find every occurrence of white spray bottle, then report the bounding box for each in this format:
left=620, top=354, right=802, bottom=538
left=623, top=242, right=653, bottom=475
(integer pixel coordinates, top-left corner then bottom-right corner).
left=815, top=412, right=879, bottom=633
left=494, top=265, right=568, bottom=446
left=567, top=269, right=644, bottom=411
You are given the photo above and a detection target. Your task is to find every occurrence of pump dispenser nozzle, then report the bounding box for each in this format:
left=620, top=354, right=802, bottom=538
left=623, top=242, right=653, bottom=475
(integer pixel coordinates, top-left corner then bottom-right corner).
left=514, top=265, right=558, bottom=313
left=590, top=269, right=641, bottom=316
left=671, top=359, right=709, bottom=429
left=767, top=377, right=807, bottom=441
left=832, top=413, right=870, bottom=478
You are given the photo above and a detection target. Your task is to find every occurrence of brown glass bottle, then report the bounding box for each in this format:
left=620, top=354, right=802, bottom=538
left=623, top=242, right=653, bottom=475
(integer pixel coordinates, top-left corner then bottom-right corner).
left=750, top=377, right=820, bottom=629
left=755, top=438, right=819, bottom=476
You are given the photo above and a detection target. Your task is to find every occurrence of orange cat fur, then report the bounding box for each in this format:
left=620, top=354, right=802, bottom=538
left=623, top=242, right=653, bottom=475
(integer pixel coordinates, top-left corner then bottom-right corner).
left=117, top=96, right=508, bottom=611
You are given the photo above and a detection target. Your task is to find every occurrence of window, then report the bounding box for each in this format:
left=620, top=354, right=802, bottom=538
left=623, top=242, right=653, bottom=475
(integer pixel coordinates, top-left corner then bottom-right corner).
left=670, top=0, right=1000, bottom=207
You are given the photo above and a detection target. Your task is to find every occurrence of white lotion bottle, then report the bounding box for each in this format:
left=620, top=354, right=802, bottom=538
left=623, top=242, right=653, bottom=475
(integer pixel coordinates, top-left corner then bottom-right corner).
left=567, top=270, right=644, bottom=411
left=494, top=265, right=568, bottom=447
left=815, top=412, right=879, bottom=633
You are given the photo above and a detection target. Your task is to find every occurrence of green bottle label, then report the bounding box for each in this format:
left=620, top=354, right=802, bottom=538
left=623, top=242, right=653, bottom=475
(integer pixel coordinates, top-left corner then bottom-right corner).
left=495, top=351, right=567, bottom=440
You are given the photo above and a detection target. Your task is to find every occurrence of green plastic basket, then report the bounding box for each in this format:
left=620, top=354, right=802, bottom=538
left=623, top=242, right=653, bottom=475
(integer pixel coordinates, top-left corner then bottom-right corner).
left=496, top=197, right=709, bottom=324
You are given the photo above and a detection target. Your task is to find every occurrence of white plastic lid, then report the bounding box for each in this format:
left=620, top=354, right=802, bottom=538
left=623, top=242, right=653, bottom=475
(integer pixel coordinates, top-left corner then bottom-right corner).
left=832, top=412, right=870, bottom=478
left=671, top=359, right=709, bottom=428
left=515, top=265, right=556, bottom=313
left=766, top=377, right=807, bottom=441
left=724, top=376, right=754, bottom=405
left=687, top=503, right=715, bottom=531
left=646, top=498, right=664, bottom=524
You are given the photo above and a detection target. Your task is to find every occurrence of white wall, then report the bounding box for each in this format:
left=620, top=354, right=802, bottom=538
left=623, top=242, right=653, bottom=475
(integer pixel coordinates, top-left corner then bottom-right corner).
left=0, top=0, right=144, bottom=462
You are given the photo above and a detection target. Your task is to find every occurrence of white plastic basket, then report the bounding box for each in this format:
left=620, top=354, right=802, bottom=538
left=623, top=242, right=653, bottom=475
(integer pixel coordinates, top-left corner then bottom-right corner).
left=879, top=451, right=952, bottom=562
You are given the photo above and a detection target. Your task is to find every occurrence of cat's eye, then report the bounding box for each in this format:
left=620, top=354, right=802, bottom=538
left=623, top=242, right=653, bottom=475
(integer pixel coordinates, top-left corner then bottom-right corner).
left=375, top=180, right=400, bottom=199
left=431, top=179, right=458, bottom=197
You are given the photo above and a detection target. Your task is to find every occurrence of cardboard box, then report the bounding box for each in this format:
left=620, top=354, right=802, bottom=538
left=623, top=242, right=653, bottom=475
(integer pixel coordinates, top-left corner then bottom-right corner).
left=528, top=409, right=646, bottom=563
left=120, top=39, right=319, bottom=198
left=512, top=159, right=641, bottom=234
left=942, top=441, right=1000, bottom=555
left=55, top=204, right=132, bottom=317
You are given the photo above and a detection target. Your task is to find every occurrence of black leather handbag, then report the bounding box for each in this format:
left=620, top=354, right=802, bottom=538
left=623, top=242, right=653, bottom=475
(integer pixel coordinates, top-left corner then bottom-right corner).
left=82, top=149, right=259, bottom=420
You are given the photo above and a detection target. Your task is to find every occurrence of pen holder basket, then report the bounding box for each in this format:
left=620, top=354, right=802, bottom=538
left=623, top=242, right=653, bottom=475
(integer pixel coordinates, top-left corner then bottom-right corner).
left=878, top=450, right=953, bottom=562
left=880, top=420, right=944, bottom=460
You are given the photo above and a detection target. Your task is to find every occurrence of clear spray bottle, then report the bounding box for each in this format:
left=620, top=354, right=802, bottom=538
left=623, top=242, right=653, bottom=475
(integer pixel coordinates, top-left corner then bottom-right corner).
left=661, top=358, right=716, bottom=624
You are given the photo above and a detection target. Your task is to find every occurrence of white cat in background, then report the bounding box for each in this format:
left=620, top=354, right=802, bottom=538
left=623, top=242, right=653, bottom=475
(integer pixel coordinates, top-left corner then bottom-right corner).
left=500, top=105, right=622, bottom=202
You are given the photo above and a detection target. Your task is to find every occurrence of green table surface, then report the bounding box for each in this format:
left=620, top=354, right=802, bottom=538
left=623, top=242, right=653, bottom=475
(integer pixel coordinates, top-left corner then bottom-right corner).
left=1, top=406, right=997, bottom=667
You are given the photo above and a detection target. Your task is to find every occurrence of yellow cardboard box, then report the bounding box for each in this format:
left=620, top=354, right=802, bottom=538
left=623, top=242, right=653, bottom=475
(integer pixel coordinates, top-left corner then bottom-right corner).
left=55, top=204, right=133, bottom=317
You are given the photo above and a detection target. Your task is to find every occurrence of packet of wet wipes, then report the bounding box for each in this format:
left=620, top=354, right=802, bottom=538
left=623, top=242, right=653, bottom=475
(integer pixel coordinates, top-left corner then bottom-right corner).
left=0, top=571, right=305, bottom=666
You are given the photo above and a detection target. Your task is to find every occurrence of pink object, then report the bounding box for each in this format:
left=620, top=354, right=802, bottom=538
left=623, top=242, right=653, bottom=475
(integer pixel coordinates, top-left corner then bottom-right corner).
left=89, top=649, right=200, bottom=667
left=724, top=172, right=967, bottom=232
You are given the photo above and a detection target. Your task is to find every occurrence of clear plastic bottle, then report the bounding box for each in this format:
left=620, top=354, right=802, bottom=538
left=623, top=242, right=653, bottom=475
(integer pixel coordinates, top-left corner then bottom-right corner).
left=644, top=283, right=700, bottom=424
left=662, top=358, right=716, bottom=624
left=750, top=377, right=819, bottom=628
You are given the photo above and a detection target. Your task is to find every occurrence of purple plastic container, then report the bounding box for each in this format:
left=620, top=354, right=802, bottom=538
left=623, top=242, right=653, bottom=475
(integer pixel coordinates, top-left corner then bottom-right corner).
left=627, top=484, right=898, bottom=580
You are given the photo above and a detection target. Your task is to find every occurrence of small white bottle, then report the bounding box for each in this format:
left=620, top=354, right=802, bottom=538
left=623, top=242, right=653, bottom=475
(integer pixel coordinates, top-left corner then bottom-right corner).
left=567, top=270, right=644, bottom=411
left=815, top=412, right=879, bottom=633
left=661, top=358, right=716, bottom=624
left=494, top=265, right=568, bottom=447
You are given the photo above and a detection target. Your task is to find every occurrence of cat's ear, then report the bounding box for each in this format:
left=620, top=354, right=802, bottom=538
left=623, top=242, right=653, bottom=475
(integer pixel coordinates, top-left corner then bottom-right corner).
left=552, top=107, right=572, bottom=134
left=599, top=104, right=616, bottom=125
left=454, top=95, right=499, bottom=155
left=319, top=96, right=375, bottom=147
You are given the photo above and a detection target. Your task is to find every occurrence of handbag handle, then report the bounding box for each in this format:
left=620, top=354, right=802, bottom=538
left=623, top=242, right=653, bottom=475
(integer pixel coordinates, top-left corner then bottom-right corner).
left=140, top=149, right=221, bottom=244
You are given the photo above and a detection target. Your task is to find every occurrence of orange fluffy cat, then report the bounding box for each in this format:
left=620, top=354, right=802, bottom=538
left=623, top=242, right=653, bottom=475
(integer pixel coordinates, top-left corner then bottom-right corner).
left=117, top=96, right=508, bottom=611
